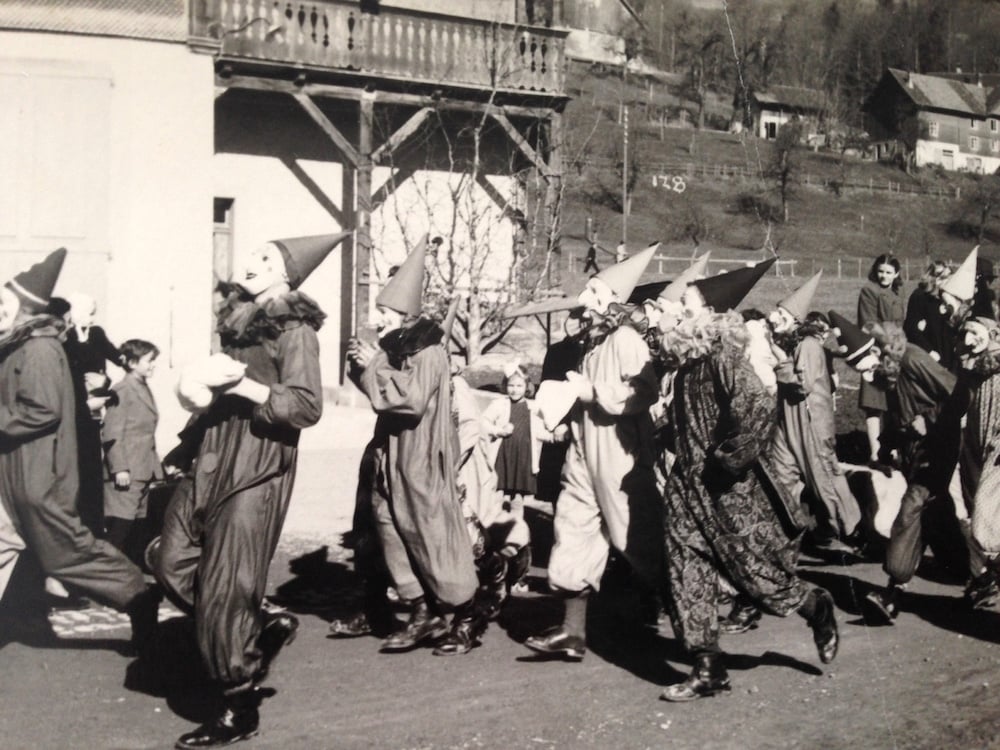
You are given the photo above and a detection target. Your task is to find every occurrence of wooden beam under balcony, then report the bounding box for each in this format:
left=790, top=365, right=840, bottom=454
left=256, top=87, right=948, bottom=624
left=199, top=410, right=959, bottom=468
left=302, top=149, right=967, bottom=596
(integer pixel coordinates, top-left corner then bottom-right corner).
left=217, top=75, right=564, bottom=120
left=292, top=92, right=360, bottom=167
left=372, top=107, right=434, bottom=165
left=490, top=112, right=552, bottom=179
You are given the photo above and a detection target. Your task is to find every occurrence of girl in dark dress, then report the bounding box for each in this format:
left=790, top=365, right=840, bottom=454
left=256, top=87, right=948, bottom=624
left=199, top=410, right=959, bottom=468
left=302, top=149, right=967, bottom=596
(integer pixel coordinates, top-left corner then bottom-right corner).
left=488, top=365, right=536, bottom=519
left=858, top=255, right=905, bottom=463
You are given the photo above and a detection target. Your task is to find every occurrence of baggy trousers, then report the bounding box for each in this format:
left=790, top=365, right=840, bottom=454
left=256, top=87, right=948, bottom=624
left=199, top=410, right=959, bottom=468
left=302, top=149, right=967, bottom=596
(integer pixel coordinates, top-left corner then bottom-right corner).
left=154, top=471, right=293, bottom=688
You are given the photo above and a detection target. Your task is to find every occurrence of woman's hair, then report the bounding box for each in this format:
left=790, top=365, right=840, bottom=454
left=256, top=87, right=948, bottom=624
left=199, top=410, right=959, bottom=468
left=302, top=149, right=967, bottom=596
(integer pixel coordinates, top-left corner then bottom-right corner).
left=119, top=339, right=159, bottom=371
left=799, top=310, right=830, bottom=338
left=918, top=259, right=954, bottom=293
left=863, top=321, right=906, bottom=383
left=867, top=254, right=903, bottom=291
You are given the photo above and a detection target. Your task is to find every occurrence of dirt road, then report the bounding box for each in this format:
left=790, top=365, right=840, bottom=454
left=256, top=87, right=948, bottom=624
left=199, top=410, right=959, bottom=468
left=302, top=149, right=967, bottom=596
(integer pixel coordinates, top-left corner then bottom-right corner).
left=4, top=524, right=1000, bottom=750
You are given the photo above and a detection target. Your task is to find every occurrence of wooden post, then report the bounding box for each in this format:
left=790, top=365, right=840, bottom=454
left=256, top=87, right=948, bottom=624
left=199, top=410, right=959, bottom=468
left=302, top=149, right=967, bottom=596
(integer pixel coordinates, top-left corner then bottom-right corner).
left=546, top=112, right=563, bottom=287
left=340, top=163, right=356, bottom=384
left=356, top=95, right=374, bottom=333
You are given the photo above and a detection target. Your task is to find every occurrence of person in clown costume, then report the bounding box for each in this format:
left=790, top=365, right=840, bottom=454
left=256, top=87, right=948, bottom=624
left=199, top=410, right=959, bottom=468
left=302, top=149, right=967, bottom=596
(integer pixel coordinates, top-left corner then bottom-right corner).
left=346, top=237, right=483, bottom=658
left=151, top=232, right=347, bottom=749
left=657, top=259, right=839, bottom=702
left=523, top=243, right=664, bottom=662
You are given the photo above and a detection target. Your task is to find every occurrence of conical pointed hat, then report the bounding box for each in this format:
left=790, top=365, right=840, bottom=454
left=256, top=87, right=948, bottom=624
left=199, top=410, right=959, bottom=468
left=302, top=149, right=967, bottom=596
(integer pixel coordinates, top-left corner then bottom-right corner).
left=658, top=250, right=711, bottom=304
left=828, top=310, right=875, bottom=365
left=690, top=257, right=776, bottom=312
left=940, top=246, right=979, bottom=302
left=6, top=247, right=67, bottom=312
left=778, top=270, right=822, bottom=321
left=272, top=231, right=351, bottom=289
left=593, top=242, right=658, bottom=300
left=376, top=235, right=427, bottom=316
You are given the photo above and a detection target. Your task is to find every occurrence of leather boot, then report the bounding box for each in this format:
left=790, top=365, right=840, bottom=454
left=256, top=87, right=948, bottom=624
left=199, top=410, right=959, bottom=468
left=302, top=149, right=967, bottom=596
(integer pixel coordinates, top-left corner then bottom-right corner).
left=862, top=582, right=901, bottom=625
left=379, top=597, right=447, bottom=652
left=719, top=598, right=762, bottom=634
left=175, top=688, right=260, bottom=749
left=255, top=610, right=299, bottom=682
left=126, top=585, right=161, bottom=659
left=660, top=651, right=732, bottom=702
left=800, top=588, right=839, bottom=664
left=476, top=552, right=508, bottom=621
left=433, top=600, right=487, bottom=656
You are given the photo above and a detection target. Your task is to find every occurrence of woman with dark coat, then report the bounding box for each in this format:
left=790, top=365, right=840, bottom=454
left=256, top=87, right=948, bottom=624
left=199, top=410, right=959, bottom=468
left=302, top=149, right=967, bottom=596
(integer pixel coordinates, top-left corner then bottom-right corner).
left=904, top=260, right=957, bottom=372
left=858, top=254, right=906, bottom=463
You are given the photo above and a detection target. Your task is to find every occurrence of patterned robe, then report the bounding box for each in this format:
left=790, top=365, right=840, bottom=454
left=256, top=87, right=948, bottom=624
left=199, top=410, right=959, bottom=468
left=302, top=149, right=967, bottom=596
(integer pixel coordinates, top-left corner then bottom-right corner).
left=664, top=341, right=807, bottom=653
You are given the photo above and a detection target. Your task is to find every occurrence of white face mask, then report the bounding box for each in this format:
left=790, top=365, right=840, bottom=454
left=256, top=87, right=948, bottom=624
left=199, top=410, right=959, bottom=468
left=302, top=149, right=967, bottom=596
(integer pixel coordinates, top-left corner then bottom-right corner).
left=577, top=278, right=616, bottom=317
left=0, top=286, right=21, bottom=335
left=373, top=306, right=405, bottom=337
left=854, top=351, right=880, bottom=382
left=233, top=243, right=289, bottom=297
left=767, top=307, right=796, bottom=334
left=681, top=286, right=707, bottom=317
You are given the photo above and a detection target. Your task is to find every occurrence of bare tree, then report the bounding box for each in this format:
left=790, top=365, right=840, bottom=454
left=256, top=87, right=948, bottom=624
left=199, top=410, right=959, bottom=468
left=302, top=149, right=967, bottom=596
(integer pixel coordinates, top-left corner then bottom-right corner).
left=769, top=119, right=802, bottom=223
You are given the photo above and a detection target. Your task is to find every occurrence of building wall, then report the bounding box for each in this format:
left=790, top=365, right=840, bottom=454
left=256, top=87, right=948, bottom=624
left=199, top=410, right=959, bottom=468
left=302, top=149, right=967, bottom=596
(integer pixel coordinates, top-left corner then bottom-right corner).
left=915, top=110, right=1000, bottom=168
left=914, top=139, right=1000, bottom=174
left=0, top=31, right=215, bottom=447
left=384, top=0, right=516, bottom=23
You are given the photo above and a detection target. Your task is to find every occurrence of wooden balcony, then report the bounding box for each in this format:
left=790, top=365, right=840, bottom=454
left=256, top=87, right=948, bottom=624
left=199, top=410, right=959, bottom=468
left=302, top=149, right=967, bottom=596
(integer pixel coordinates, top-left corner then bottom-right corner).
left=191, top=0, right=568, bottom=98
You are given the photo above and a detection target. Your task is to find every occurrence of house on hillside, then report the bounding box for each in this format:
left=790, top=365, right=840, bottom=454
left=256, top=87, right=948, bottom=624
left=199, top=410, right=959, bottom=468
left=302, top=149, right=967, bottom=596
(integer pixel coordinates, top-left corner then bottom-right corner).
left=863, top=68, right=1000, bottom=173
left=560, top=0, right=642, bottom=66
left=749, top=85, right=827, bottom=142
left=0, top=0, right=568, bottom=438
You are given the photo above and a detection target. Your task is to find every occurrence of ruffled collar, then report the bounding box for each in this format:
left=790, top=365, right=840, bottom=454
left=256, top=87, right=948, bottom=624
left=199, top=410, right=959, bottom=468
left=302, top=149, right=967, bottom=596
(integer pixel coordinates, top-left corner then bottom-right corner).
left=379, top=317, right=444, bottom=366
left=217, top=286, right=326, bottom=347
left=0, top=315, right=66, bottom=360
left=583, top=302, right=648, bottom=350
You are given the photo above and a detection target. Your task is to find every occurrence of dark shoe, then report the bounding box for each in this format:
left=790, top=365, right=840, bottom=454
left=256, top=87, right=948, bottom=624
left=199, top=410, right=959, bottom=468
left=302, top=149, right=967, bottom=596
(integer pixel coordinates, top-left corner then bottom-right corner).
left=379, top=600, right=447, bottom=653
left=175, top=691, right=260, bottom=749
left=719, top=601, right=762, bottom=635
left=660, top=652, right=731, bottom=702
left=805, top=588, right=839, bottom=664
left=477, top=552, right=508, bottom=621
left=964, top=573, right=999, bottom=610
left=327, top=612, right=373, bottom=638
left=126, top=586, right=161, bottom=659
left=505, top=545, right=532, bottom=589
left=432, top=618, right=482, bottom=656
left=862, top=586, right=900, bottom=625
left=46, top=592, right=93, bottom=611
left=255, top=611, right=299, bottom=682
left=523, top=626, right=586, bottom=661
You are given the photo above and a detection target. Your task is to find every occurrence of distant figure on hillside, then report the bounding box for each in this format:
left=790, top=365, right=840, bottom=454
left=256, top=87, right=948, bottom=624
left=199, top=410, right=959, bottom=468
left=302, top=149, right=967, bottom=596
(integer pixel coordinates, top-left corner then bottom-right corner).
left=584, top=242, right=600, bottom=274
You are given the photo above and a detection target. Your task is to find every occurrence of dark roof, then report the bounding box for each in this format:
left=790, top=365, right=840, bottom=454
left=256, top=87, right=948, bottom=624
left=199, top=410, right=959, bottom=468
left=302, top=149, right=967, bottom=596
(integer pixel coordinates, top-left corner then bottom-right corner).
left=0, top=0, right=186, bottom=42
left=882, top=68, right=1000, bottom=117
left=752, top=85, right=826, bottom=112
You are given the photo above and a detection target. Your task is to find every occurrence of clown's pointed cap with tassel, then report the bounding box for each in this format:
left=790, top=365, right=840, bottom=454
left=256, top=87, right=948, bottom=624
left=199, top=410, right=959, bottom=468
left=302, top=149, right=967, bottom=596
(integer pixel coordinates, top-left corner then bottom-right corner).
left=593, top=242, right=659, bottom=300
left=376, top=234, right=428, bottom=317
left=6, top=247, right=67, bottom=313
left=777, top=270, right=822, bottom=321
left=690, top=256, right=776, bottom=312
left=271, top=231, right=351, bottom=289
left=939, top=245, right=979, bottom=302
left=828, top=310, right=875, bottom=366
left=657, top=250, right=712, bottom=304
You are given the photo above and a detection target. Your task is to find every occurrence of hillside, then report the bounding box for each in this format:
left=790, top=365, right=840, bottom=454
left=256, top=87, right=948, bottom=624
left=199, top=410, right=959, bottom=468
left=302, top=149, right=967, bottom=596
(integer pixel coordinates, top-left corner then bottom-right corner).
left=553, top=63, right=992, bottom=297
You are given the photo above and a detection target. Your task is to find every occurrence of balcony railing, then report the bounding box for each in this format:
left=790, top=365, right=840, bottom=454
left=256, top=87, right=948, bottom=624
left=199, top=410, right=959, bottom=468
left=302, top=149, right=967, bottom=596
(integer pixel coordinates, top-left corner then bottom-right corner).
left=191, top=0, right=567, bottom=96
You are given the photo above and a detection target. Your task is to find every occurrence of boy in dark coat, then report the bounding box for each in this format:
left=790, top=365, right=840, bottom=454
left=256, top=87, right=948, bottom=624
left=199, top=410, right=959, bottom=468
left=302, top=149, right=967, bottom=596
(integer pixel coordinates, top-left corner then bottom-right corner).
left=151, top=232, right=347, bottom=749
left=0, top=248, right=157, bottom=649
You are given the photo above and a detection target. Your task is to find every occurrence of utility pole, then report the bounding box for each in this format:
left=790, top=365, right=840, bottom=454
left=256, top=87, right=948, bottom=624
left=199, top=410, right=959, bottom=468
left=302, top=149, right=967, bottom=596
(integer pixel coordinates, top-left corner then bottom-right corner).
left=622, top=103, right=629, bottom=244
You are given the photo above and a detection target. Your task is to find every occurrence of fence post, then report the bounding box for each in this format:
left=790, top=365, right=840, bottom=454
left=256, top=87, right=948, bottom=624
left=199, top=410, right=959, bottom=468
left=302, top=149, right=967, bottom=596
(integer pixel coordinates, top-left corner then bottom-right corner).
left=858, top=258, right=862, bottom=276
left=837, top=258, right=842, bottom=278
left=870, top=178, right=873, bottom=192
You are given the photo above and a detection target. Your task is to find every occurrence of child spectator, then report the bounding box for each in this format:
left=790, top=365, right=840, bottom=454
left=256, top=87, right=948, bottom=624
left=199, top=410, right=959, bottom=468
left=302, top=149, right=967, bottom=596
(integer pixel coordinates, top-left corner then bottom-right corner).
left=102, top=339, right=163, bottom=566
left=484, top=363, right=545, bottom=520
